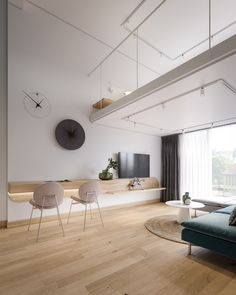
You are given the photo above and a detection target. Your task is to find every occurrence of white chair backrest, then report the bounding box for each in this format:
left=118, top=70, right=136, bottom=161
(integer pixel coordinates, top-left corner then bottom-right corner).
left=33, top=182, right=64, bottom=207
left=79, top=181, right=100, bottom=203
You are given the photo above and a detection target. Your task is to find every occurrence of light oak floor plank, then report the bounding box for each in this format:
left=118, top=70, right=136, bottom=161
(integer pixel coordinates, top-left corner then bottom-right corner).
left=0, top=203, right=235, bottom=295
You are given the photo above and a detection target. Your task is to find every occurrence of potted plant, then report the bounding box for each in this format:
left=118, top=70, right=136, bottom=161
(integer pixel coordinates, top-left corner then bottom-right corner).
left=99, top=158, right=118, bottom=180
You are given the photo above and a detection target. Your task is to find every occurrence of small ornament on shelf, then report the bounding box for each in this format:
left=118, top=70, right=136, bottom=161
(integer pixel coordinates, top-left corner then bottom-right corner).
left=128, top=177, right=145, bottom=190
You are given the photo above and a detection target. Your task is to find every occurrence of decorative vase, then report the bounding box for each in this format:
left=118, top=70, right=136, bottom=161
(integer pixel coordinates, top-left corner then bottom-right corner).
left=182, top=192, right=191, bottom=205
left=99, top=170, right=113, bottom=180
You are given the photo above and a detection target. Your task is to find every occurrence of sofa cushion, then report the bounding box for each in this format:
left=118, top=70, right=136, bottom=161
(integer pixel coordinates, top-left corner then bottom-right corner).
left=229, top=207, right=236, bottom=226
left=215, top=205, right=236, bottom=215
left=192, top=196, right=236, bottom=208
left=181, top=212, right=236, bottom=243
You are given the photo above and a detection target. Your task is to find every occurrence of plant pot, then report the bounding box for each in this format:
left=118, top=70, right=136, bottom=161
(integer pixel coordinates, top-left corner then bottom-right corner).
left=99, top=171, right=113, bottom=180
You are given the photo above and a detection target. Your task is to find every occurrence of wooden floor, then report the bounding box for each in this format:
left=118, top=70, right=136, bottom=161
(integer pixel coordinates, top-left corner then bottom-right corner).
left=0, top=203, right=235, bottom=295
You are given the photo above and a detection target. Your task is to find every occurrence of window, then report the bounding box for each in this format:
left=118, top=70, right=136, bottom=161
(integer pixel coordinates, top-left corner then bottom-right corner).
left=212, top=124, right=236, bottom=197
left=179, top=130, right=212, bottom=199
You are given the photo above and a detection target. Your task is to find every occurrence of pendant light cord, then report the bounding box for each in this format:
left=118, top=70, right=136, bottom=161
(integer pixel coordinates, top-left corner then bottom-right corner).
left=136, top=29, right=139, bottom=89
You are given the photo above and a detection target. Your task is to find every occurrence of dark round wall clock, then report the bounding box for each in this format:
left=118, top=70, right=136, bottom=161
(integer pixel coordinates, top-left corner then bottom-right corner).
left=55, top=119, right=85, bottom=150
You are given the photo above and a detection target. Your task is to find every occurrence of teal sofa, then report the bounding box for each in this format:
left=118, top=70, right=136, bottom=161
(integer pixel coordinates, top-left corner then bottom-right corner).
left=181, top=205, right=236, bottom=260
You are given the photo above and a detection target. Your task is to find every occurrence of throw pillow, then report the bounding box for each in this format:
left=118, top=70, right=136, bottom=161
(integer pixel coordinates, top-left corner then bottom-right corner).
left=229, top=206, right=236, bottom=226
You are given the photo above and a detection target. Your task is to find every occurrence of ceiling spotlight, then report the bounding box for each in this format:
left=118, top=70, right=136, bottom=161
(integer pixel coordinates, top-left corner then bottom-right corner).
left=200, top=86, right=205, bottom=96
left=121, top=19, right=129, bottom=28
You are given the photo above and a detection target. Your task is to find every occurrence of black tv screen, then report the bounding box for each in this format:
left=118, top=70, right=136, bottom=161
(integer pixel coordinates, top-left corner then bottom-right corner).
left=118, top=152, right=150, bottom=178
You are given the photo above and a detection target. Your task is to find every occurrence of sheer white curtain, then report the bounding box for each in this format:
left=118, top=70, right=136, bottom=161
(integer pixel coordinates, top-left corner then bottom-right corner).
left=179, top=129, right=212, bottom=199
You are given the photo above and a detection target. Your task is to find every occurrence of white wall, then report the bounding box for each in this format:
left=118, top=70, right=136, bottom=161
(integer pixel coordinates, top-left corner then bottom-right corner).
left=8, top=104, right=160, bottom=182
left=8, top=102, right=161, bottom=221
left=0, top=0, right=8, bottom=222
left=8, top=3, right=161, bottom=222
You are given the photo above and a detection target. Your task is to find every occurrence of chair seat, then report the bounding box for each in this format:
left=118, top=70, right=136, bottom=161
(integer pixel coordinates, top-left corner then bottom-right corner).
left=71, top=196, right=93, bottom=204
left=28, top=182, right=65, bottom=242
left=29, top=199, right=57, bottom=209
left=67, top=181, right=103, bottom=230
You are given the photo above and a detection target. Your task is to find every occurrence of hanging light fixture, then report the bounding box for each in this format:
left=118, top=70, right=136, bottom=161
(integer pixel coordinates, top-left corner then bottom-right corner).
left=200, top=86, right=205, bottom=96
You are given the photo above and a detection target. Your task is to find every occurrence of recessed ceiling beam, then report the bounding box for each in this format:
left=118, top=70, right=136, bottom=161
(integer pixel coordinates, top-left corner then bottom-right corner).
left=90, top=35, right=236, bottom=122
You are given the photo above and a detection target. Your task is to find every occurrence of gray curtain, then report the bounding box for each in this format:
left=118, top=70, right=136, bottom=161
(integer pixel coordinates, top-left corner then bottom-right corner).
left=161, top=134, right=179, bottom=202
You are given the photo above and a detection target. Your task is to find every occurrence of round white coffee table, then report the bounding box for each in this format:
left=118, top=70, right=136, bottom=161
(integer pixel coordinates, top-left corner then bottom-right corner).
left=165, top=200, right=205, bottom=223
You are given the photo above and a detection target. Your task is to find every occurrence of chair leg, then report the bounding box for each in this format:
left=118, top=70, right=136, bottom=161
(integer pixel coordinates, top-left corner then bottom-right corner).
left=89, top=203, right=92, bottom=219
left=97, top=200, right=104, bottom=227
left=188, top=243, right=192, bottom=255
left=28, top=207, right=35, bottom=231
left=194, top=210, right=197, bottom=217
left=36, top=208, right=43, bottom=242
left=83, top=204, right=87, bottom=232
left=56, top=203, right=65, bottom=237
left=67, top=200, right=73, bottom=224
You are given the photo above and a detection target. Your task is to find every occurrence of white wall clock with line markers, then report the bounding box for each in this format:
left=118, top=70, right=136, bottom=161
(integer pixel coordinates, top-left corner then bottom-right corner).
left=23, top=91, right=51, bottom=118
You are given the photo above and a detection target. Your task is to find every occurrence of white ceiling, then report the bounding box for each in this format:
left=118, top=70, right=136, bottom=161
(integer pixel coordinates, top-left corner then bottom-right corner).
left=9, top=0, right=236, bottom=136
left=24, top=0, right=236, bottom=75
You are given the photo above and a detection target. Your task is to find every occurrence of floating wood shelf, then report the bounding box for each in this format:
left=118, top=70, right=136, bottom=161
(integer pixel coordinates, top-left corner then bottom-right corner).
left=106, top=188, right=166, bottom=195
left=8, top=177, right=164, bottom=202
left=93, top=98, right=113, bottom=109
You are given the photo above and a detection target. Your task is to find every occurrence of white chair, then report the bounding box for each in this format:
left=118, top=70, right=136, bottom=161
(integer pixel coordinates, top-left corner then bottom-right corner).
left=28, top=182, right=65, bottom=241
left=67, top=181, right=104, bottom=231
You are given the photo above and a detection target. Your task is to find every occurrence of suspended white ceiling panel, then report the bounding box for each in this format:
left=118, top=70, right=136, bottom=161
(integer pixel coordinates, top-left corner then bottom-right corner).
left=90, top=35, right=236, bottom=136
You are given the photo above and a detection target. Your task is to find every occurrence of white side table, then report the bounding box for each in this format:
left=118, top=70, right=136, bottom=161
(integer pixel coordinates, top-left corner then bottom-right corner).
left=165, top=200, right=205, bottom=223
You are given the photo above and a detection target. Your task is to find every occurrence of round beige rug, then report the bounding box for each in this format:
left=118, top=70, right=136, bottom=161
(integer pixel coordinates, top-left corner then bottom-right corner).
left=145, top=215, right=187, bottom=244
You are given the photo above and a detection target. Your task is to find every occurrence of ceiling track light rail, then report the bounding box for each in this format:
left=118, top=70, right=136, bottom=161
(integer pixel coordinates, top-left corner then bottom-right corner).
left=209, top=0, right=212, bottom=51
left=87, top=0, right=167, bottom=76
left=88, top=0, right=235, bottom=76
left=120, top=0, right=147, bottom=28
left=121, top=0, right=235, bottom=62
left=14, top=0, right=160, bottom=76
left=124, top=115, right=236, bottom=136
left=122, top=17, right=236, bottom=62
left=122, top=78, right=236, bottom=120
left=173, top=116, right=236, bottom=135
left=125, top=117, right=170, bottom=132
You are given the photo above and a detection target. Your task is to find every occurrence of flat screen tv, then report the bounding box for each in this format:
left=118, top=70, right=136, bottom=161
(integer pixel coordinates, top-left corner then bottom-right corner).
left=118, top=152, right=150, bottom=178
